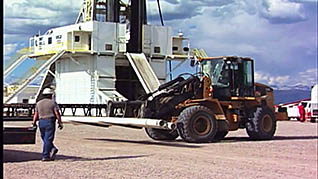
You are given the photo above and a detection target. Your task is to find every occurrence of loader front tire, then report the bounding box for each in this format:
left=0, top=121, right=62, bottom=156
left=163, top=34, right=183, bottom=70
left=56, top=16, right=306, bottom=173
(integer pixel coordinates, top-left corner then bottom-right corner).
left=177, top=105, right=217, bottom=143
left=246, top=107, right=276, bottom=140
left=214, top=120, right=229, bottom=140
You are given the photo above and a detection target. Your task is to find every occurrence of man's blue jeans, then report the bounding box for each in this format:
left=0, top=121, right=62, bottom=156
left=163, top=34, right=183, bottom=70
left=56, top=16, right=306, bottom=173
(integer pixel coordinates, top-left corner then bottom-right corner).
left=39, top=118, right=57, bottom=158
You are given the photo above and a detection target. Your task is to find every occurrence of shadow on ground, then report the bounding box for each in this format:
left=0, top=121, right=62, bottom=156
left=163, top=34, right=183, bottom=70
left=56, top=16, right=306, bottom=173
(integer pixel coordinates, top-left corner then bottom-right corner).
left=85, top=138, right=202, bottom=148
left=86, top=135, right=318, bottom=145
left=3, top=149, right=148, bottom=163
left=218, top=135, right=318, bottom=143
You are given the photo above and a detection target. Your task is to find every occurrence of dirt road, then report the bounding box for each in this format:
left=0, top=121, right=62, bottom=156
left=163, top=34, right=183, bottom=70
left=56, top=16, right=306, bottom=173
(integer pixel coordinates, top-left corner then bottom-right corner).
left=4, top=121, right=318, bottom=179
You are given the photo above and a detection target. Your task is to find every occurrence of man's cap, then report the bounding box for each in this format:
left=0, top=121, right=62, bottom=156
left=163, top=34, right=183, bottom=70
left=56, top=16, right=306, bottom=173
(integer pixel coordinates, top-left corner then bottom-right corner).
left=42, top=88, right=54, bottom=95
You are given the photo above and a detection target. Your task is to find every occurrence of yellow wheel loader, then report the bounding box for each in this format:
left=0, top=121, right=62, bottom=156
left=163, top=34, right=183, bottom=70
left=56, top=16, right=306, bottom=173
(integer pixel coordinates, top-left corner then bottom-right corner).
left=141, top=56, right=286, bottom=142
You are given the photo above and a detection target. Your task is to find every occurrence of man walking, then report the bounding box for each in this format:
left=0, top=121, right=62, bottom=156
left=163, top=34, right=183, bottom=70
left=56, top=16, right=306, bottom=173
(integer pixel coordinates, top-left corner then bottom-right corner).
left=298, top=103, right=306, bottom=122
left=32, top=88, right=63, bottom=161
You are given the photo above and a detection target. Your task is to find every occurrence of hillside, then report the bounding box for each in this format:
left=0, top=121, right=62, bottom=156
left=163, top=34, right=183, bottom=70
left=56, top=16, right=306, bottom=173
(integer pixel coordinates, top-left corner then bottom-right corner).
left=273, top=90, right=311, bottom=104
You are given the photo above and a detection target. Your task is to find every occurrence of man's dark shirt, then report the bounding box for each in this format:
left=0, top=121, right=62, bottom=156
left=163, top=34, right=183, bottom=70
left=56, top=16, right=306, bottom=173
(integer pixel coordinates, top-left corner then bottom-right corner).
left=35, top=98, right=60, bottom=119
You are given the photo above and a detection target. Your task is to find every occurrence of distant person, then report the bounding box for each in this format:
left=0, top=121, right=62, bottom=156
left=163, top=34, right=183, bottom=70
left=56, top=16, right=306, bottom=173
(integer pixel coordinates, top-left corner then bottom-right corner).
left=32, top=88, right=63, bottom=161
left=298, top=103, right=305, bottom=122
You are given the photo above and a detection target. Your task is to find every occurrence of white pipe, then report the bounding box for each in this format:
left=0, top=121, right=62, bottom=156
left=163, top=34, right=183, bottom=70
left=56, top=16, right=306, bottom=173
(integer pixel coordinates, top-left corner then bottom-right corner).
left=62, top=116, right=176, bottom=130
left=167, top=122, right=176, bottom=130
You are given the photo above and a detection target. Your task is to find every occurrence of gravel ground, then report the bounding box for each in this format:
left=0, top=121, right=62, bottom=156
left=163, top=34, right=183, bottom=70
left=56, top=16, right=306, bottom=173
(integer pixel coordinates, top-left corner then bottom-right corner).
left=3, top=121, right=318, bottom=179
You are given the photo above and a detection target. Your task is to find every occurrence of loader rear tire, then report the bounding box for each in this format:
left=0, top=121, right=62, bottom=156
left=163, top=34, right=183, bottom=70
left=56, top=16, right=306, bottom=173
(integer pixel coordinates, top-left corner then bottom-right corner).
left=177, top=105, right=217, bottom=143
left=246, top=107, right=276, bottom=140
left=145, top=128, right=179, bottom=141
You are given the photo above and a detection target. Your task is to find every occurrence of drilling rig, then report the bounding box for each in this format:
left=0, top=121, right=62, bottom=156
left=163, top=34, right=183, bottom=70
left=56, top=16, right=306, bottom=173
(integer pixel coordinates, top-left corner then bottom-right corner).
left=3, top=0, right=287, bottom=143
left=5, top=0, right=190, bottom=104
left=4, top=0, right=191, bottom=144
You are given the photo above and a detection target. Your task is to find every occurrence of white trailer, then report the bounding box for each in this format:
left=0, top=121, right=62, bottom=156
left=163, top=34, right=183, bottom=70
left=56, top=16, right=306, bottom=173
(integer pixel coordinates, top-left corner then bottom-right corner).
left=285, top=103, right=301, bottom=120
left=310, top=84, right=318, bottom=122
left=279, top=99, right=311, bottom=121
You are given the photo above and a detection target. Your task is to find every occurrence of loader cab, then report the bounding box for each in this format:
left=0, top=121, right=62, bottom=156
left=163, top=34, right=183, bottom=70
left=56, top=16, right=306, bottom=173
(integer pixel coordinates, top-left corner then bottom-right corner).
left=200, top=56, right=255, bottom=100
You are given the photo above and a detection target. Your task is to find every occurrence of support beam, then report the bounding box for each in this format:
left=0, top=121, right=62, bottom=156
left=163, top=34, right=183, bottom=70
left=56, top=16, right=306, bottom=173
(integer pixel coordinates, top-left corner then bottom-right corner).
left=106, top=0, right=119, bottom=22
left=128, top=0, right=146, bottom=53
left=35, top=64, right=56, bottom=102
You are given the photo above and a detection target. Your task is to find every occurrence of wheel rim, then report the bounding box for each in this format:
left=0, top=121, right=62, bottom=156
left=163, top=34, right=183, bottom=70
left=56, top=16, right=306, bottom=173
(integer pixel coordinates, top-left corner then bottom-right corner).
left=262, top=114, right=273, bottom=133
left=193, top=115, right=211, bottom=136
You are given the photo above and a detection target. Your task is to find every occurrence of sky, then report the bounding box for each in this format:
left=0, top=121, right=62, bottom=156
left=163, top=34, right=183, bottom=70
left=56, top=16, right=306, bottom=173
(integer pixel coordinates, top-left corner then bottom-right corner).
left=3, top=0, right=318, bottom=88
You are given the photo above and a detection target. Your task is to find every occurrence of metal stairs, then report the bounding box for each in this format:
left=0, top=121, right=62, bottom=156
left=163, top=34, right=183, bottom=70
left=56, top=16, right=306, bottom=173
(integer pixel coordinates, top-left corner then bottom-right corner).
left=4, top=50, right=66, bottom=104
left=126, top=52, right=160, bottom=94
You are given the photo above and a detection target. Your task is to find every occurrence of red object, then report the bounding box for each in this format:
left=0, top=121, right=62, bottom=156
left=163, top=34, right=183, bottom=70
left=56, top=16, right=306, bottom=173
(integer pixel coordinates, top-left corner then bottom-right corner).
left=298, top=105, right=305, bottom=122
left=306, top=111, right=311, bottom=120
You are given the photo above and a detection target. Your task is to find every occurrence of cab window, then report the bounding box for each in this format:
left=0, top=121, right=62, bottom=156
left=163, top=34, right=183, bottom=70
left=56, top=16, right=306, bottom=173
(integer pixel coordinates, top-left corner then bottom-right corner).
left=243, top=60, right=253, bottom=87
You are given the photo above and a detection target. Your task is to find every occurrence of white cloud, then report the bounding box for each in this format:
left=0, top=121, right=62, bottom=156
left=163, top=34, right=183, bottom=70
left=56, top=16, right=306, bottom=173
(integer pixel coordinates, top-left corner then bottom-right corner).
left=166, top=6, right=273, bottom=58
left=3, top=34, right=29, bottom=46
left=147, top=0, right=204, bottom=21
left=255, top=72, right=290, bottom=85
left=147, top=0, right=238, bottom=21
left=165, top=1, right=316, bottom=78
left=299, top=68, right=318, bottom=86
left=4, top=0, right=81, bottom=37
left=258, top=0, right=306, bottom=23
left=3, top=0, right=317, bottom=88
left=289, top=0, right=318, bottom=3
left=268, top=75, right=291, bottom=86
left=4, top=43, right=18, bottom=56
left=4, top=0, right=81, bottom=13
left=255, top=68, right=318, bottom=87
left=5, top=6, right=58, bottom=19
left=149, top=0, right=308, bottom=24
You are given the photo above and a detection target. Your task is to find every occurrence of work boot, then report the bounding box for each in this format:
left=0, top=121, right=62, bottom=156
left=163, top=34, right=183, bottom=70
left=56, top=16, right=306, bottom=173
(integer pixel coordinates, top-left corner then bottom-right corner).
left=50, top=148, right=59, bottom=161
left=41, top=158, right=52, bottom=162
